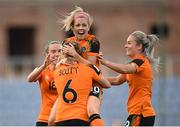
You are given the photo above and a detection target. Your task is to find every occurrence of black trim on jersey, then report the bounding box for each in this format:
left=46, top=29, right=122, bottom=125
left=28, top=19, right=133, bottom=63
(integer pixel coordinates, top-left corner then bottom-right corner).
left=88, top=38, right=100, bottom=53
left=89, top=114, right=101, bottom=123
left=131, top=59, right=144, bottom=67
left=90, top=65, right=101, bottom=75
left=36, top=121, right=48, bottom=126
left=89, top=85, right=101, bottom=98
left=56, top=119, right=89, bottom=126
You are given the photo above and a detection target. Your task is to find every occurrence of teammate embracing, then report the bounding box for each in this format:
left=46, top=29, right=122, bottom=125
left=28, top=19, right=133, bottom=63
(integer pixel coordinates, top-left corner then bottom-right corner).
left=61, top=6, right=105, bottom=126
left=53, top=42, right=111, bottom=126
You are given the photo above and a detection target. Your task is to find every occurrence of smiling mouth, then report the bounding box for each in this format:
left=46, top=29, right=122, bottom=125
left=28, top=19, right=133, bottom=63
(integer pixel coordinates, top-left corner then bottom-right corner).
left=78, top=33, right=84, bottom=35
left=78, top=30, right=85, bottom=35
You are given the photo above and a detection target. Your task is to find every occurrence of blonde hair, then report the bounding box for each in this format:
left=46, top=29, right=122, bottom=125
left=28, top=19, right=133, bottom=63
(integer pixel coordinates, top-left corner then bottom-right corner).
left=131, top=31, right=160, bottom=72
left=62, top=6, right=93, bottom=31
left=44, top=40, right=61, bottom=54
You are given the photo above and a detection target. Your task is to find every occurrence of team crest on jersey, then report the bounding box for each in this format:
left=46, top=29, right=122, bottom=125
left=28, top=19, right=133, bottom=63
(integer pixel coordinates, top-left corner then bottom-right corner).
left=81, top=47, right=86, bottom=53
left=45, top=75, right=50, bottom=81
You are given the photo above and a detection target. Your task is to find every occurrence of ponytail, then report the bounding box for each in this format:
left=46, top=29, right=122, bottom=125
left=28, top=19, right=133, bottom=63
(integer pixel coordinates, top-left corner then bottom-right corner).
left=146, top=34, right=160, bottom=72
left=131, top=31, right=160, bottom=72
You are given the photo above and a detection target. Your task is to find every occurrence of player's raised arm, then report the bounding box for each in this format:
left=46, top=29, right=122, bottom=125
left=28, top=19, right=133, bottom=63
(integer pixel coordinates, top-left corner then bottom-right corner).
left=27, top=54, right=50, bottom=82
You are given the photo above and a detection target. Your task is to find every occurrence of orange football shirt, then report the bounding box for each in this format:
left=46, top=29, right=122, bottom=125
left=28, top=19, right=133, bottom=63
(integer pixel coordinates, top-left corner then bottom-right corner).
left=64, top=34, right=100, bottom=66
left=37, top=67, right=58, bottom=122
left=54, top=63, right=101, bottom=122
left=126, top=54, right=155, bottom=117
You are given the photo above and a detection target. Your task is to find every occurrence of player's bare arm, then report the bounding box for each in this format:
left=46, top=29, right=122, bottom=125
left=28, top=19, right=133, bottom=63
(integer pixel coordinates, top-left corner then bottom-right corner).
left=97, top=75, right=111, bottom=88
left=98, top=55, right=137, bottom=74
left=27, top=54, right=50, bottom=82
left=107, top=74, right=126, bottom=86
left=48, top=97, right=59, bottom=126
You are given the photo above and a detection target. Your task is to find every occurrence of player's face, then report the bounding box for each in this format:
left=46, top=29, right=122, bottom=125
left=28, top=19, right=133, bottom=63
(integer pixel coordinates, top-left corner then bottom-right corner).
left=48, top=43, right=61, bottom=65
left=72, top=18, right=90, bottom=40
left=124, top=35, right=142, bottom=58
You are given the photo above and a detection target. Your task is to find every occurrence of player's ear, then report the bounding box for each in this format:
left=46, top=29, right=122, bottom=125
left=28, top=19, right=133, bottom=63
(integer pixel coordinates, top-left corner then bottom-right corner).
left=137, top=43, right=143, bottom=51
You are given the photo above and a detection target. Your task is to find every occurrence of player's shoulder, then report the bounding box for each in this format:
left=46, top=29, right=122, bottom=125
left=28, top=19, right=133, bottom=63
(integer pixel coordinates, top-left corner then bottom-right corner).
left=88, top=64, right=101, bottom=75
left=86, top=34, right=100, bottom=53
left=87, top=34, right=99, bottom=42
left=131, top=54, right=146, bottom=67
left=40, top=67, right=49, bottom=75
left=86, top=34, right=96, bottom=39
left=131, top=59, right=144, bottom=67
left=78, top=63, right=100, bottom=74
left=78, top=63, right=89, bottom=69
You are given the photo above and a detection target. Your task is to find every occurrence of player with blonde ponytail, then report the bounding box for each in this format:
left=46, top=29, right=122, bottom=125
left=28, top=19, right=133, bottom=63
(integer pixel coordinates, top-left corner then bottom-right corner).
left=98, top=30, right=159, bottom=126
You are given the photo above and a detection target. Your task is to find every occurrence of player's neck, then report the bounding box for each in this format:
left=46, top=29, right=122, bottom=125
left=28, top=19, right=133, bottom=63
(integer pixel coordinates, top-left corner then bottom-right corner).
left=48, top=64, right=56, bottom=71
left=66, top=57, right=78, bottom=65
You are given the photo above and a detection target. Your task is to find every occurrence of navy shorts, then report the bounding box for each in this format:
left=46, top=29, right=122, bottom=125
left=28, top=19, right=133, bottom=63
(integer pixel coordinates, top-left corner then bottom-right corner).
left=125, top=114, right=155, bottom=126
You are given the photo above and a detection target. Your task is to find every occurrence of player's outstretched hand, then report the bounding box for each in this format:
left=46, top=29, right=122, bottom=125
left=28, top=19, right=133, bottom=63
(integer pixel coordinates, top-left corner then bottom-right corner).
left=97, top=52, right=107, bottom=65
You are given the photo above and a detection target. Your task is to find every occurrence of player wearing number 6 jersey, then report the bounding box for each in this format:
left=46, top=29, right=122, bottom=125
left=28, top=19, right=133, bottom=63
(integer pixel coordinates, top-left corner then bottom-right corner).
left=27, top=41, right=61, bottom=126
left=53, top=42, right=111, bottom=126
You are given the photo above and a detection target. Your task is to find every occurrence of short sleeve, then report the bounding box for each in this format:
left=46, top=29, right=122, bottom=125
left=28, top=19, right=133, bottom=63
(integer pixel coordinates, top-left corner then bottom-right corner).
left=130, top=59, right=144, bottom=72
left=90, top=65, right=102, bottom=81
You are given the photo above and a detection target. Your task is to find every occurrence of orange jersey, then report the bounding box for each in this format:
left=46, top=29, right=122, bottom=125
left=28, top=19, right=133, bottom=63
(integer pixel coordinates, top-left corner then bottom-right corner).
left=126, top=54, right=155, bottom=117
left=37, top=67, right=58, bottom=122
left=64, top=34, right=100, bottom=66
left=54, top=63, right=101, bottom=122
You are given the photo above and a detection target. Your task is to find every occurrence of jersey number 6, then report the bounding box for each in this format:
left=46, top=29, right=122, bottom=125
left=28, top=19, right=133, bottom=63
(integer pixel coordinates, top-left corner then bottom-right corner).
left=63, top=79, right=77, bottom=104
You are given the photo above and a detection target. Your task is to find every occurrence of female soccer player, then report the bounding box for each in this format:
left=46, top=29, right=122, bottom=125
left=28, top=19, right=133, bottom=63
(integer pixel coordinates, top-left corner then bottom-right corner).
left=27, top=41, right=61, bottom=126
left=61, top=6, right=105, bottom=126
left=98, top=31, right=159, bottom=126
left=53, top=42, right=111, bottom=126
